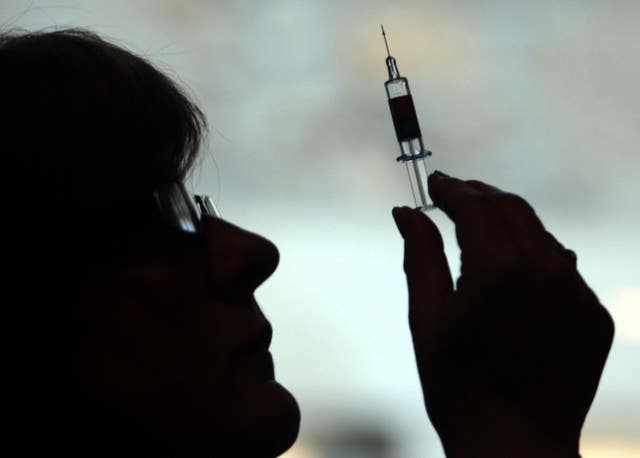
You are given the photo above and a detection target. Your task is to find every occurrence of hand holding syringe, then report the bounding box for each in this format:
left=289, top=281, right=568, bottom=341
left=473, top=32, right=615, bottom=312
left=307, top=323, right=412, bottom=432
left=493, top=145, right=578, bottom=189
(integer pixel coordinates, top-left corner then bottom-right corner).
left=382, top=25, right=434, bottom=210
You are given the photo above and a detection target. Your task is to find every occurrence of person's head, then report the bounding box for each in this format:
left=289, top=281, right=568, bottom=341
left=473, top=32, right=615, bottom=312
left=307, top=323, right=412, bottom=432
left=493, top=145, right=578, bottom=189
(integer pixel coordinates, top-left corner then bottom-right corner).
left=4, top=28, right=299, bottom=457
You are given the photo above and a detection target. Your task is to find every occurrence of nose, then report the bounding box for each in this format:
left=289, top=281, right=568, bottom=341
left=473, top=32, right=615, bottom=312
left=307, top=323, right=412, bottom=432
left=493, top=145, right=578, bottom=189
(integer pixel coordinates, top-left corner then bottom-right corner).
left=200, top=216, right=280, bottom=294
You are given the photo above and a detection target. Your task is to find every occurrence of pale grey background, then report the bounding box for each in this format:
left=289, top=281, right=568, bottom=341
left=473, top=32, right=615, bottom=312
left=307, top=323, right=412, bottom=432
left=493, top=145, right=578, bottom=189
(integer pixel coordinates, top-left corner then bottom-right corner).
left=3, top=1, right=638, bottom=456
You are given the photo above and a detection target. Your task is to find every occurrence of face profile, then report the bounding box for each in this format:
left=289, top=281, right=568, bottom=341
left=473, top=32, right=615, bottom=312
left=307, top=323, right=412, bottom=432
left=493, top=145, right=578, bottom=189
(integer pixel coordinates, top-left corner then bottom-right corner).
left=45, top=216, right=300, bottom=457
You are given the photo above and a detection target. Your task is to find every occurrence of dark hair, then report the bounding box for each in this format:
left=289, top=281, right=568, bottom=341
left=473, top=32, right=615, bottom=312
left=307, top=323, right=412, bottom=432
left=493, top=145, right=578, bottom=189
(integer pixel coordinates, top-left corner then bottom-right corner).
left=1, top=28, right=207, bottom=266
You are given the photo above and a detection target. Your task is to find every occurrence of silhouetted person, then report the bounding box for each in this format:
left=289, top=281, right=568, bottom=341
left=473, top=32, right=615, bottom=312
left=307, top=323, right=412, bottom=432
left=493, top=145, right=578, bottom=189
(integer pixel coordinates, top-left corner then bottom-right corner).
left=7, top=28, right=299, bottom=457
left=5, top=28, right=613, bottom=457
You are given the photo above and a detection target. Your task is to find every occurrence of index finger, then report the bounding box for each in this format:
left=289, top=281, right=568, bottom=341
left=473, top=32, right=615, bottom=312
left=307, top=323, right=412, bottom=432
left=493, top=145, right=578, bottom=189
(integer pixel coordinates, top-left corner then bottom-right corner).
left=393, top=206, right=453, bottom=350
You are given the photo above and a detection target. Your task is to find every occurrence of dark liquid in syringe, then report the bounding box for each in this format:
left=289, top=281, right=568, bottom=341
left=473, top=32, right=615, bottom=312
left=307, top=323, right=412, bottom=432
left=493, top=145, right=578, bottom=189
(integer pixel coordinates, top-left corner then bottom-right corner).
left=388, top=95, right=422, bottom=142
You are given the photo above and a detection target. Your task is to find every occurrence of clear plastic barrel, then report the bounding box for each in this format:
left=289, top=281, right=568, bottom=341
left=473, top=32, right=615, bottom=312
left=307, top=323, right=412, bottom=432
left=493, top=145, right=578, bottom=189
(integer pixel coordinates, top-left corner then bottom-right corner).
left=398, top=138, right=433, bottom=211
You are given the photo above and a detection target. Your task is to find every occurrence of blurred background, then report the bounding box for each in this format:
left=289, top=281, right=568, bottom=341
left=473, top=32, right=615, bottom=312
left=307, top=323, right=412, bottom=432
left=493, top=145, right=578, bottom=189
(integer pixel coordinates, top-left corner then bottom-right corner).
left=3, top=0, right=638, bottom=456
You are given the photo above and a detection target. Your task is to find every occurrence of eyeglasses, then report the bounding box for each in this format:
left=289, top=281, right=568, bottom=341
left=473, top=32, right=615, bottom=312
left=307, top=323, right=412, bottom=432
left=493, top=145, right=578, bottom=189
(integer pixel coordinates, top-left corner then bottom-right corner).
left=153, top=182, right=221, bottom=234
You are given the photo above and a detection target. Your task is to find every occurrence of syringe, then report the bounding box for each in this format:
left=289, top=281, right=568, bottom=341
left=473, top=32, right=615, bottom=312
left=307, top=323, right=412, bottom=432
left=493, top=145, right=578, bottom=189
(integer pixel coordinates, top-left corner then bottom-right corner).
left=382, top=25, right=434, bottom=210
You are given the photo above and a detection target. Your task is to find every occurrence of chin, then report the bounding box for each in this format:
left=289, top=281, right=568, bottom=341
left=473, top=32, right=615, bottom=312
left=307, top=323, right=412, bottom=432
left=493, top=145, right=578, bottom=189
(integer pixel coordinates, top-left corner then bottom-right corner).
left=222, top=380, right=301, bottom=457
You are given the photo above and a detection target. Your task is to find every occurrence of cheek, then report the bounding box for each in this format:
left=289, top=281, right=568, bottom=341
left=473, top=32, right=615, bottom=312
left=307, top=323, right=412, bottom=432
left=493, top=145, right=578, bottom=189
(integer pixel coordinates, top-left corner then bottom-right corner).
left=70, top=290, right=233, bottom=423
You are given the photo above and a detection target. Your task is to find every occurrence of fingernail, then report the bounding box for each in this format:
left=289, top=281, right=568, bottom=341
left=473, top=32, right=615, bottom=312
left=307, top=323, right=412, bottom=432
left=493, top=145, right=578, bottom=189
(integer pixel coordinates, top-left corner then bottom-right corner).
left=431, top=170, right=449, bottom=178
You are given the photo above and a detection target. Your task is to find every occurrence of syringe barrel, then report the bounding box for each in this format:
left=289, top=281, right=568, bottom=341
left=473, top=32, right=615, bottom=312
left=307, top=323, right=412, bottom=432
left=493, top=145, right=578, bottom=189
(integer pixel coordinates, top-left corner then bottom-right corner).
left=385, top=77, right=422, bottom=143
left=397, top=138, right=433, bottom=210
left=403, top=154, right=432, bottom=210
left=385, top=76, right=434, bottom=210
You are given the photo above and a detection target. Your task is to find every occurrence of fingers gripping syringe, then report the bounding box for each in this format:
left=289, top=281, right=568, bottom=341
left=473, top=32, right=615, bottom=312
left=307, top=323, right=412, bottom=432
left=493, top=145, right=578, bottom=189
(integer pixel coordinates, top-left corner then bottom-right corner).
left=382, top=25, right=434, bottom=210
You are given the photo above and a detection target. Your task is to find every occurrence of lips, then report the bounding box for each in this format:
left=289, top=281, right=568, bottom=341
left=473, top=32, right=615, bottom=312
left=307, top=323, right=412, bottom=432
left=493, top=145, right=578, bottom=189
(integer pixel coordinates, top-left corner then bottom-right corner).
left=228, top=324, right=275, bottom=385
left=234, top=349, right=275, bottom=384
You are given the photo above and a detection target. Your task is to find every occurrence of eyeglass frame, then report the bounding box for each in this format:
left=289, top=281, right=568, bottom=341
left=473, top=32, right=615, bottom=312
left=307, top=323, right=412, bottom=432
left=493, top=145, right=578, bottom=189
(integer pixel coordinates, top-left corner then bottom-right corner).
left=153, top=182, right=221, bottom=234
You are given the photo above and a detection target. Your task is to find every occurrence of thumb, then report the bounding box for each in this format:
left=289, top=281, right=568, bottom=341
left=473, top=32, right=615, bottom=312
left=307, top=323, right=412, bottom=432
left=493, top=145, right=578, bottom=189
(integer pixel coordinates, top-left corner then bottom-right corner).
left=393, top=207, right=454, bottom=349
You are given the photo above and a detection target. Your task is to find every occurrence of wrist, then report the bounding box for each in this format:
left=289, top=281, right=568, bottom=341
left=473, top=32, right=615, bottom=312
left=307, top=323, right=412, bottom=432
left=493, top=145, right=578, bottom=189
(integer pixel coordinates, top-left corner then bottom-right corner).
left=434, top=401, right=581, bottom=458
left=440, top=425, right=581, bottom=458
left=443, top=441, right=580, bottom=458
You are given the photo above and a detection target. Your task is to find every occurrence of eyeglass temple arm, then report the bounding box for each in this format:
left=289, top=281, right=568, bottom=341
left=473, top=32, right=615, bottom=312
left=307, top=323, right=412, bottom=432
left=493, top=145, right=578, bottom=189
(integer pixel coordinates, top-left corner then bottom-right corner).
left=194, top=195, right=221, bottom=218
